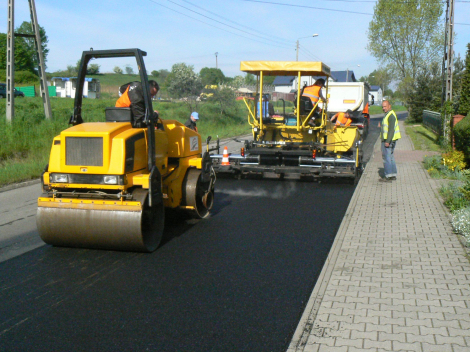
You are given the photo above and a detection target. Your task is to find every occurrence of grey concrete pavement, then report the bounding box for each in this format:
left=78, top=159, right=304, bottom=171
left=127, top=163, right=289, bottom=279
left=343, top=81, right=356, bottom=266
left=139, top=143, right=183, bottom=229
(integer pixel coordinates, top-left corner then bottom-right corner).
left=288, top=120, right=470, bottom=352
left=0, top=182, right=45, bottom=262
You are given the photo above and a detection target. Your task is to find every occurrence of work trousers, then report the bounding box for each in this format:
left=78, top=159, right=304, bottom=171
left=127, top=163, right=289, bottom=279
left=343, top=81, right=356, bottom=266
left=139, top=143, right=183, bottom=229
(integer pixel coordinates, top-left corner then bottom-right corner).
left=381, top=140, right=397, bottom=179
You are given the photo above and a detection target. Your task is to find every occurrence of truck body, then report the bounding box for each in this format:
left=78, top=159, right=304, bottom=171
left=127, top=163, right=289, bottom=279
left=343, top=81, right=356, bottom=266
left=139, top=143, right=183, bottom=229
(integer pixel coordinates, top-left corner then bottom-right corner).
left=320, top=81, right=372, bottom=139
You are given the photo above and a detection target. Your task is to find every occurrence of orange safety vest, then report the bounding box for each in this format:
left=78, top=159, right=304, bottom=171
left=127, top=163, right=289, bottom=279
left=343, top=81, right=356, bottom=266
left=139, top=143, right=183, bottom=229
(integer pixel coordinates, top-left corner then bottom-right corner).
left=115, top=86, right=131, bottom=107
left=335, top=112, right=352, bottom=126
left=302, top=85, right=322, bottom=104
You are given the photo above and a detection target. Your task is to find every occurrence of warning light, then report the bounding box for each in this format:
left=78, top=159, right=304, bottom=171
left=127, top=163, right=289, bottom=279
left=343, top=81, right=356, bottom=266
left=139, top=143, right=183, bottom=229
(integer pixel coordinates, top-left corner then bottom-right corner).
left=312, top=149, right=317, bottom=160
left=241, top=147, right=245, bottom=157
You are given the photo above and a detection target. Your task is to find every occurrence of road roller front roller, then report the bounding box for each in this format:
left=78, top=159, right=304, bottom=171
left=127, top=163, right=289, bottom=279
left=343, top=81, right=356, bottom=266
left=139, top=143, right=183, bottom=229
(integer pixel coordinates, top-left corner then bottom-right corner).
left=37, top=49, right=217, bottom=252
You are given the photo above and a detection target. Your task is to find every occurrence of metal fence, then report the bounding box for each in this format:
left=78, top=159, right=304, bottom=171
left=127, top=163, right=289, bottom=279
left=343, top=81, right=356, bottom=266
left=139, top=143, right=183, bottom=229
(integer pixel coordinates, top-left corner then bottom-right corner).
left=423, top=110, right=442, bottom=135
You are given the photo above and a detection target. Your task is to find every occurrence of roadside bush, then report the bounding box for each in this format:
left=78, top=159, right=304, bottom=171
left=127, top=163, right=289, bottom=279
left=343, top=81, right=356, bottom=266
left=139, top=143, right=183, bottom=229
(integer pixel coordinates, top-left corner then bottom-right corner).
left=440, top=182, right=470, bottom=212
left=460, top=177, right=470, bottom=201
left=0, top=70, right=39, bottom=85
left=424, top=154, right=469, bottom=181
left=452, top=207, right=470, bottom=244
left=442, top=150, right=466, bottom=171
left=454, top=114, right=470, bottom=162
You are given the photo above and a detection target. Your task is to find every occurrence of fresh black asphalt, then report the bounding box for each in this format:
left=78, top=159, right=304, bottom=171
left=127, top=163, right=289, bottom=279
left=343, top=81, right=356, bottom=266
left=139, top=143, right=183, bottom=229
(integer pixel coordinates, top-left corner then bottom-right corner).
left=0, top=119, right=382, bottom=352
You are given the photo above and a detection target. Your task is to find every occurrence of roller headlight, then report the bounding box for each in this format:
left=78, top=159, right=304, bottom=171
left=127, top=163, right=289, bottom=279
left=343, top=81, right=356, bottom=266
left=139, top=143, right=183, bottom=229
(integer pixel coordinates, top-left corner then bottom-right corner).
left=52, top=174, right=68, bottom=183
left=103, top=176, right=118, bottom=184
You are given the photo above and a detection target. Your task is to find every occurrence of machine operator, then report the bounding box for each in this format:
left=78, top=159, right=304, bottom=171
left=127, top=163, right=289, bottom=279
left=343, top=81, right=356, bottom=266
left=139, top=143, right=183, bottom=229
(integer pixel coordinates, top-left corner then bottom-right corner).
left=116, top=80, right=159, bottom=127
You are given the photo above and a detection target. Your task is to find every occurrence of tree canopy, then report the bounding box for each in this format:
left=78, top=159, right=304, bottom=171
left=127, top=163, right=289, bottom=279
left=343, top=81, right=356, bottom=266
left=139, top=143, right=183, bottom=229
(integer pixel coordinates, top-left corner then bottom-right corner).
left=166, top=63, right=203, bottom=111
left=367, top=0, right=444, bottom=86
left=458, top=43, right=470, bottom=116
left=0, top=22, right=49, bottom=75
left=199, top=67, right=225, bottom=86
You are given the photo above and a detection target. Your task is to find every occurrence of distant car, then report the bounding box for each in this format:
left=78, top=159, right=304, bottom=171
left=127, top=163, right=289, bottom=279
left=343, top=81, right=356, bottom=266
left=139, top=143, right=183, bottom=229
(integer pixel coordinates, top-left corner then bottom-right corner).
left=0, top=83, right=25, bottom=98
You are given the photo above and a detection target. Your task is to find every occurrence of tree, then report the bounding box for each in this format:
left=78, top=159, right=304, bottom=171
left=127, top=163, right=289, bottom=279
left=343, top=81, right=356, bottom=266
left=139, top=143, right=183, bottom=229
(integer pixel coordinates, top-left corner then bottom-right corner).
left=199, top=67, right=225, bottom=86
left=66, top=65, right=77, bottom=76
left=458, top=43, right=470, bottom=116
left=16, top=21, right=49, bottom=68
left=407, top=61, right=442, bottom=121
left=166, top=63, right=203, bottom=111
left=231, top=75, right=245, bottom=88
left=0, top=33, right=35, bottom=74
left=157, top=69, right=170, bottom=83
left=151, top=70, right=159, bottom=78
left=125, top=65, right=134, bottom=75
left=113, top=66, right=123, bottom=74
left=212, top=86, right=237, bottom=116
left=87, top=64, right=100, bottom=75
left=367, top=0, right=444, bottom=89
left=245, top=73, right=256, bottom=85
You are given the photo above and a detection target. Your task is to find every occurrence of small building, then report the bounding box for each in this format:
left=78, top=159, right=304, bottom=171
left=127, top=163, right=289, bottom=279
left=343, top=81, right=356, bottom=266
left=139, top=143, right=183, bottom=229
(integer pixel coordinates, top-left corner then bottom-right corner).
left=51, top=77, right=70, bottom=98
left=51, top=77, right=100, bottom=99
left=235, top=87, right=255, bottom=99
left=273, top=76, right=296, bottom=93
left=369, top=85, right=383, bottom=105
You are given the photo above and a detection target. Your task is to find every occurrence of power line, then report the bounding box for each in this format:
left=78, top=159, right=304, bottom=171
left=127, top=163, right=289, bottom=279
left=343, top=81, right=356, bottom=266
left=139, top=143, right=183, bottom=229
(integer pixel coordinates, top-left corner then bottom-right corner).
left=146, top=0, right=292, bottom=50
left=179, top=0, right=292, bottom=45
left=239, top=0, right=373, bottom=15
left=163, top=0, right=293, bottom=48
left=298, top=44, right=323, bottom=62
left=239, top=0, right=470, bottom=24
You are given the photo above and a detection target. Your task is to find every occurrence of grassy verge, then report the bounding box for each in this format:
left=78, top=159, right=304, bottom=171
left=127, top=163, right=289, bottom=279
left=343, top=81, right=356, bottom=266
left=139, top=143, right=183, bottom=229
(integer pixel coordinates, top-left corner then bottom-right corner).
left=0, top=97, right=251, bottom=187
left=369, top=105, right=407, bottom=115
left=405, top=124, right=441, bottom=152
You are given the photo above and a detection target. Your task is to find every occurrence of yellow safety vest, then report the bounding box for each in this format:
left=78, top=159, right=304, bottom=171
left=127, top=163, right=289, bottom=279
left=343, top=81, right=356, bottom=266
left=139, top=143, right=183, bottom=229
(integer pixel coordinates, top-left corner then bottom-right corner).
left=382, top=110, right=401, bottom=141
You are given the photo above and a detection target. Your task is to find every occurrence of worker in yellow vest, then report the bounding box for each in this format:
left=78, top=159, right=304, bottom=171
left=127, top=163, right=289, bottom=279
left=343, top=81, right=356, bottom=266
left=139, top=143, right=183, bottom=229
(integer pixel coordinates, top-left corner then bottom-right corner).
left=380, top=100, right=401, bottom=182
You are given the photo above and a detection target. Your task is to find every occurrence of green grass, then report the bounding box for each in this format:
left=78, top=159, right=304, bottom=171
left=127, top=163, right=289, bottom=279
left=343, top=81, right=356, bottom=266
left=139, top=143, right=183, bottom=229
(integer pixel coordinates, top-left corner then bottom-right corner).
left=369, top=105, right=407, bottom=115
left=405, top=124, right=442, bottom=152
left=0, top=97, right=251, bottom=187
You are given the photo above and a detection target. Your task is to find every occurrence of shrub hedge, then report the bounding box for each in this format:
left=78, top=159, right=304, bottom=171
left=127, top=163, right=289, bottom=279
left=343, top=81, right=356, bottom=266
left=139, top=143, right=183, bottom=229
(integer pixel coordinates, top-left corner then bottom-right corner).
left=454, top=114, right=470, bottom=162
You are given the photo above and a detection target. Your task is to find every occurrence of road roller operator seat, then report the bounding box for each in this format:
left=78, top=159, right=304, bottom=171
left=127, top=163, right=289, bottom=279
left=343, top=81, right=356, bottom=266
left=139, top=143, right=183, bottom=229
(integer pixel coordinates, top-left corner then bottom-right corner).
left=105, top=107, right=134, bottom=124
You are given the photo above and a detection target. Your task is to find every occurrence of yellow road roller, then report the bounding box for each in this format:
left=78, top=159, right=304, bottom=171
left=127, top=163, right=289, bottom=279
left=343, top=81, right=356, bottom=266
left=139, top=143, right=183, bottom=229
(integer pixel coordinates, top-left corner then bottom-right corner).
left=211, top=61, right=363, bottom=182
left=37, top=49, right=216, bottom=252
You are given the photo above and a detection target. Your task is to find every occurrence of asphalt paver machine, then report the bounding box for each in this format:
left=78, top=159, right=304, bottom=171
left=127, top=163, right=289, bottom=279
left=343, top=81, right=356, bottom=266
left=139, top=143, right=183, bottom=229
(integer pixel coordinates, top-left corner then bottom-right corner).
left=212, top=61, right=363, bottom=181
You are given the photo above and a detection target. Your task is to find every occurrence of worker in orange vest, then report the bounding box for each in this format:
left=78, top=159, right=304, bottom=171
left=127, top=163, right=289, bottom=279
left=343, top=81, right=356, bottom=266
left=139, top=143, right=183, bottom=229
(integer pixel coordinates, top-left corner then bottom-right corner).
left=301, top=78, right=326, bottom=126
left=302, top=78, right=326, bottom=105
left=331, top=109, right=353, bottom=127
left=116, top=80, right=159, bottom=127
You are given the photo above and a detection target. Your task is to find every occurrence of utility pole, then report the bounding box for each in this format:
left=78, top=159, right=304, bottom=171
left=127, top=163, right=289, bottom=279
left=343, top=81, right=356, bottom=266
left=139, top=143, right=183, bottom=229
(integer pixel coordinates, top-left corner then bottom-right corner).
left=215, top=52, right=218, bottom=69
left=6, top=0, right=15, bottom=123
left=6, top=0, right=51, bottom=123
left=296, top=40, right=299, bottom=61
left=442, top=0, right=455, bottom=143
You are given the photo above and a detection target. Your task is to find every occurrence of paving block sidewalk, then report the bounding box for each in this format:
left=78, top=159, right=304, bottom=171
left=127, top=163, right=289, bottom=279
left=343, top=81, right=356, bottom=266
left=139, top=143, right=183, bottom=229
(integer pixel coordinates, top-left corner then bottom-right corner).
left=288, top=121, right=470, bottom=352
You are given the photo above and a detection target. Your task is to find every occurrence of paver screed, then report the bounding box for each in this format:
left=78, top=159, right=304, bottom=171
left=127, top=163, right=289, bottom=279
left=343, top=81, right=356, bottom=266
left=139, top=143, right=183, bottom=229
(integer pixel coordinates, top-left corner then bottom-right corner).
left=288, top=121, right=470, bottom=352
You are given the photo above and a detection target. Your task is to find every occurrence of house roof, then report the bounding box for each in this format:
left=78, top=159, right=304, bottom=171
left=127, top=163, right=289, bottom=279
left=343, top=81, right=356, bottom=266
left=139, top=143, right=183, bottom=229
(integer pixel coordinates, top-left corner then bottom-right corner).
left=273, top=76, right=295, bottom=85
left=330, top=71, right=356, bottom=82
left=370, top=85, right=381, bottom=91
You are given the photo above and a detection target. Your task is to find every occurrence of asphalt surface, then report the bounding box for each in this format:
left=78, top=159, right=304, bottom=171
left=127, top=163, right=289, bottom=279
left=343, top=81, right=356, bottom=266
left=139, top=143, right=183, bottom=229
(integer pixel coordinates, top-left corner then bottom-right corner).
left=0, top=118, right=384, bottom=352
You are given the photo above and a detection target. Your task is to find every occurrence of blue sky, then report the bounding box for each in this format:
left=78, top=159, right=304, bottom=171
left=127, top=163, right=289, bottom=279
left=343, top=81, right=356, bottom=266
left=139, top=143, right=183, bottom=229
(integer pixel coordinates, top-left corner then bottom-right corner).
left=1, top=0, right=470, bottom=80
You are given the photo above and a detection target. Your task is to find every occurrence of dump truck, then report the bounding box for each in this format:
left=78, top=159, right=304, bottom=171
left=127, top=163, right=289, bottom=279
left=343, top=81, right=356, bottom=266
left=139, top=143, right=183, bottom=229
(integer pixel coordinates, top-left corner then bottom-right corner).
left=321, top=81, right=373, bottom=140
left=37, top=49, right=216, bottom=252
left=211, top=61, right=363, bottom=182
